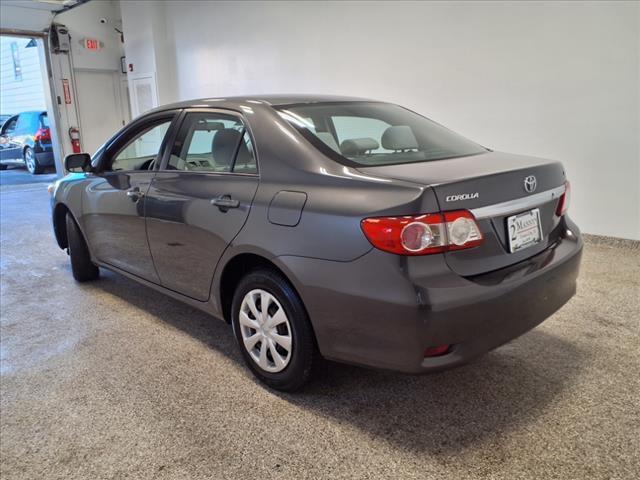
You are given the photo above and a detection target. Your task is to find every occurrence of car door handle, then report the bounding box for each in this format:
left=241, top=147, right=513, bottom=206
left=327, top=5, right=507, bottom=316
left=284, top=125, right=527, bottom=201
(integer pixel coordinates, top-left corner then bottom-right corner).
left=210, top=195, right=239, bottom=211
left=126, top=189, right=144, bottom=201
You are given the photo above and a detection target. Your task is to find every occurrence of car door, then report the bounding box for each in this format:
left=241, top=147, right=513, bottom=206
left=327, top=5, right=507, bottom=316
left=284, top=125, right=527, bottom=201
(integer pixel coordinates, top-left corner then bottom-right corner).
left=81, top=111, right=179, bottom=282
left=0, top=115, right=20, bottom=161
left=145, top=109, right=259, bottom=301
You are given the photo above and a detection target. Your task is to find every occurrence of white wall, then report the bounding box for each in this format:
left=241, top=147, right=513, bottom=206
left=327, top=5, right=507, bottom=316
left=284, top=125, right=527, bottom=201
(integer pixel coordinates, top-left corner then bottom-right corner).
left=0, top=36, right=46, bottom=114
left=119, top=0, right=178, bottom=116
left=122, top=0, right=640, bottom=240
left=54, top=0, right=125, bottom=72
left=49, top=0, right=128, bottom=156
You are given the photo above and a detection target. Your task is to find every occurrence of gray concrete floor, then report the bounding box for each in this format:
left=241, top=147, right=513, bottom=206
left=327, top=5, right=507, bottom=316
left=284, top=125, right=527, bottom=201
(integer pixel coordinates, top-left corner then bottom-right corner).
left=0, top=166, right=57, bottom=187
left=1, top=184, right=639, bottom=480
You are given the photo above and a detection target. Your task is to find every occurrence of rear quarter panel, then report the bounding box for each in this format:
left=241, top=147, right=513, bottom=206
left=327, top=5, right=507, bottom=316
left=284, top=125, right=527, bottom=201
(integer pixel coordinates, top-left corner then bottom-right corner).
left=234, top=178, right=434, bottom=262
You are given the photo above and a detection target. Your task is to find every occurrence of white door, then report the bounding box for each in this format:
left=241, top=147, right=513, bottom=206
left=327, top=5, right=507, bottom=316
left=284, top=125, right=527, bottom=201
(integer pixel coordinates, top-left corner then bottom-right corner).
left=130, top=74, right=158, bottom=118
left=119, top=77, right=132, bottom=124
left=129, top=74, right=160, bottom=156
left=75, top=70, right=128, bottom=154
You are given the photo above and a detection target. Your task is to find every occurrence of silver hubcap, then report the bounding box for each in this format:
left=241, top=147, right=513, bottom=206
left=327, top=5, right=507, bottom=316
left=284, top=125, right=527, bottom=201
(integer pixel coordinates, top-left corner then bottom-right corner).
left=239, top=289, right=292, bottom=373
left=25, top=150, right=35, bottom=171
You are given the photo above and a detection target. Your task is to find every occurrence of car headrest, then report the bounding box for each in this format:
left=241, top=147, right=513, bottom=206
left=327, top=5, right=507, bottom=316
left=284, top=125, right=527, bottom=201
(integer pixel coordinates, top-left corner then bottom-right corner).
left=194, top=121, right=224, bottom=132
left=316, top=132, right=340, bottom=152
left=212, top=128, right=242, bottom=167
left=340, top=137, right=379, bottom=156
left=381, top=126, right=418, bottom=151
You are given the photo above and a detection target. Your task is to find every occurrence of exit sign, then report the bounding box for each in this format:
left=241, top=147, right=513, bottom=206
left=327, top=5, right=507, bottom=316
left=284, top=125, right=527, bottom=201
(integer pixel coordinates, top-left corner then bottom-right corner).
left=83, top=38, right=101, bottom=51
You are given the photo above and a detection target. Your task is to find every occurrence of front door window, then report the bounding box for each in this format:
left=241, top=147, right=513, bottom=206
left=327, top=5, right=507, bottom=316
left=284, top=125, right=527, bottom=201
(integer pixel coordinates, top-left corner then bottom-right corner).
left=109, top=120, right=172, bottom=172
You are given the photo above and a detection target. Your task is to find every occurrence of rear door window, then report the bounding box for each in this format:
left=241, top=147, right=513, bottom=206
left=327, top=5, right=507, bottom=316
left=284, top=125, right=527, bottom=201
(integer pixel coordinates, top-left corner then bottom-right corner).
left=1, top=116, right=18, bottom=135
left=166, top=112, right=257, bottom=174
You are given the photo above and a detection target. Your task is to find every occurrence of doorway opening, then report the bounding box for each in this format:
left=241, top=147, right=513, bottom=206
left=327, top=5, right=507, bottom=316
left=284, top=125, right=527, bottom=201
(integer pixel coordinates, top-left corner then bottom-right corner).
left=0, top=34, right=59, bottom=184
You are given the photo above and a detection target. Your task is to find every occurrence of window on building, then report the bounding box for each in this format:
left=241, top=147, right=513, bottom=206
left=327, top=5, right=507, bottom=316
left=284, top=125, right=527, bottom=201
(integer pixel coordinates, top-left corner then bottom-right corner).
left=10, top=42, right=22, bottom=81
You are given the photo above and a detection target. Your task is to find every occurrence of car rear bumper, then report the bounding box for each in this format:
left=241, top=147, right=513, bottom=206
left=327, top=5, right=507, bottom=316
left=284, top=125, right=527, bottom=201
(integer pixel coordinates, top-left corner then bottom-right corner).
left=35, top=149, right=54, bottom=166
left=278, top=217, right=583, bottom=373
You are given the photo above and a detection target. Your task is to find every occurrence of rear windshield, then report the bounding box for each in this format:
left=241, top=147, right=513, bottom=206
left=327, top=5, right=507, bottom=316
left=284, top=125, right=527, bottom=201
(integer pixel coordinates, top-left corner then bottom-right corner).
left=277, top=102, right=486, bottom=167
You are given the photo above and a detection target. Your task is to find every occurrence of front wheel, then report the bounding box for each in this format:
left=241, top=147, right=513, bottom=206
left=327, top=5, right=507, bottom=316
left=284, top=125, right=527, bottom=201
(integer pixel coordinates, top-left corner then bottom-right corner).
left=231, top=269, right=317, bottom=391
left=24, top=147, right=43, bottom=174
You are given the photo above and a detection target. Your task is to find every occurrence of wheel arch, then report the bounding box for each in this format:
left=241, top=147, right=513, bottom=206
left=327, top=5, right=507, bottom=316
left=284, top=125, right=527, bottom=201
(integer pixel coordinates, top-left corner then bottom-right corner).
left=52, top=202, right=89, bottom=252
left=217, top=252, right=308, bottom=326
left=53, top=202, right=71, bottom=249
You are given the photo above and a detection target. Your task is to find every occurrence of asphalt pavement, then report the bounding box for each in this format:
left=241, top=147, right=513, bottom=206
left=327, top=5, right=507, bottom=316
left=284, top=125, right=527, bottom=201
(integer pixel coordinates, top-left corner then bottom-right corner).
left=0, top=166, right=58, bottom=187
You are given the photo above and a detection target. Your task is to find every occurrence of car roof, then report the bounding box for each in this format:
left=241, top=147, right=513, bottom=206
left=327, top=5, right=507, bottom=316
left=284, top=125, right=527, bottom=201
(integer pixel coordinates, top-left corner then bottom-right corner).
left=17, top=111, right=46, bottom=116
left=152, top=94, right=377, bottom=113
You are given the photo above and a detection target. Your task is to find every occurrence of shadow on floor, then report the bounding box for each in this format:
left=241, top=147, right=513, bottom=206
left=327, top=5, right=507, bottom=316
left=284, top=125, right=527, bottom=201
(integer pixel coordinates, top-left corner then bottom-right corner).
left=87, top=266, right=587, bottom=455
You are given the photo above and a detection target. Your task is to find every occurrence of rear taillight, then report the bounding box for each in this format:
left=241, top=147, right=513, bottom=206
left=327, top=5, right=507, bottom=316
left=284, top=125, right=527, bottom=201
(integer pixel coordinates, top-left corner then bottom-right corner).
left=424, top=345, right=451, bottom=357
left=443, top=210, right=483, bottom=251
left=556, top=181, right=571, bottom=216
left=34, top=127, right=50, bottom=142
left=361, top=210, right=483, bottom=256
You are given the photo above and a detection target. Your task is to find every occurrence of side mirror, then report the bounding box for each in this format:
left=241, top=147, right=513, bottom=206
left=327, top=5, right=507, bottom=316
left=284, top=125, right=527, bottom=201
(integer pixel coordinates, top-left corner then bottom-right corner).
left=64, top=153, right=91, bottom=173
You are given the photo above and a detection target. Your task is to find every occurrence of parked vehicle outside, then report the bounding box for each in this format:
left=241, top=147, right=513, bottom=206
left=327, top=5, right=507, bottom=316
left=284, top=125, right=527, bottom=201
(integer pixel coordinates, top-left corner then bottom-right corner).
left=0, top=111, right=53, bottom=174
left=50, top=95, right=582, bottom=391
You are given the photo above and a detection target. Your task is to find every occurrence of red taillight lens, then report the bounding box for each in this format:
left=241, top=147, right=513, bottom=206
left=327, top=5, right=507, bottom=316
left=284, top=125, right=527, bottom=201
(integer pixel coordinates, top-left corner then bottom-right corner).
left=361, top=210, right=483, bottom=255
left=556, top=181, right=571, bottom=216
left=424, top=344, right=451, bottom=357
left=34, top=127, right=50, bottom=142
left=361, top=214, right=446, bottom=255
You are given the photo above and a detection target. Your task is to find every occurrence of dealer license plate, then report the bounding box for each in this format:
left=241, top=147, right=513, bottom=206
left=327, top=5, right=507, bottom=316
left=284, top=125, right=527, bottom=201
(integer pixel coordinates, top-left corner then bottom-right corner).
left=507, top=208, right=543, bottom=253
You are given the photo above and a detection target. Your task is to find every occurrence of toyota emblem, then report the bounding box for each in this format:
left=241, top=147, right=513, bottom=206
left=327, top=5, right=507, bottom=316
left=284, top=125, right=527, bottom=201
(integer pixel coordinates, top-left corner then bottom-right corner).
left=524, top=175, right=537, bottom=193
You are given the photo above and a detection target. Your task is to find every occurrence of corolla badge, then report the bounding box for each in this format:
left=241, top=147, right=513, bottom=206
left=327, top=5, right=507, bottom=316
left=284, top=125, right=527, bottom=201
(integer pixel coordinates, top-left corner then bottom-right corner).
left=445, top=192, right=479, bottom=202
left=524, top=175, right=537, bottom=193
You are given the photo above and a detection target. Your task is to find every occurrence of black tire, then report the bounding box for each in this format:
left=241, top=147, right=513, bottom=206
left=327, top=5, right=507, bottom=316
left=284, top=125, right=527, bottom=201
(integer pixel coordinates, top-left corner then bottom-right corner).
left=65, top=213, right=99, bottom=282
left=0, top=164, right=7, bottom=170
left=231, top=269, right=317, bottom=392
left=24, top=147, right=44, bottom=174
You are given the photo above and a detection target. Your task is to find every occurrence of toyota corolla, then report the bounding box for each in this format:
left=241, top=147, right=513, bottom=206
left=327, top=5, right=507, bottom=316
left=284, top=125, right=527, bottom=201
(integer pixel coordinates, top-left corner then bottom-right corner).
left=51, top=95, right=582, bottom=391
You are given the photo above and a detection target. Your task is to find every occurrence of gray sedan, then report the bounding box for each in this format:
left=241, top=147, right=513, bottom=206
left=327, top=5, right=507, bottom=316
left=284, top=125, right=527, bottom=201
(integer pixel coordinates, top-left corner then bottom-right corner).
left=51, top=95, right=582, bottom=391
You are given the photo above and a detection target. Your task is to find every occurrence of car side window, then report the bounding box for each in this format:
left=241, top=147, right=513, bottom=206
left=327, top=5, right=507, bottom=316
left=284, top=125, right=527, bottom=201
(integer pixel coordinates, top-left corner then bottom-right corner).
left=109, top=120, right=172, bottom=172
left=166, top=113, right=257, bottom=174
left=234, top=131, right=257, bottom=174
left=2, top=116, right=18, bottom=135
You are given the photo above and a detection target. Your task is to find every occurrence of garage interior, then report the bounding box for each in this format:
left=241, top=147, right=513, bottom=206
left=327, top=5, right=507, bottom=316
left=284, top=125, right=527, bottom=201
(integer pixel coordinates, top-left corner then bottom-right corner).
left=1, top=1, right=639, bottom=479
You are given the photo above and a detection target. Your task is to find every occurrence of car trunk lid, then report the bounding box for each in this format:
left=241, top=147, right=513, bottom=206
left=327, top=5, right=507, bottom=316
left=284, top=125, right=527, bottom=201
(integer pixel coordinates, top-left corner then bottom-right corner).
left=357, top=151, right=567, bottom=276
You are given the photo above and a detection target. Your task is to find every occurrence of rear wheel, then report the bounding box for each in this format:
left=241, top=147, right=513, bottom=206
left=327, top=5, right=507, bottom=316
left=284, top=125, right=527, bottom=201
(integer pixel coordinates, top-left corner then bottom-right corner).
left=65, top=213, right=99, bottom=282
left=231, top=269, right=316, bottom=391
left=24, top=147, right=43, bottom=174
left=0, top=164, right=7, bottom=170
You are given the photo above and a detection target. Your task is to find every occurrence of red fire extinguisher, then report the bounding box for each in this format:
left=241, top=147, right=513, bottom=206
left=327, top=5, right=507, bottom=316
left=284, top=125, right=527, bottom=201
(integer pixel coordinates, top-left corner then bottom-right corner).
left=69, top=127, right=81, bottom=154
